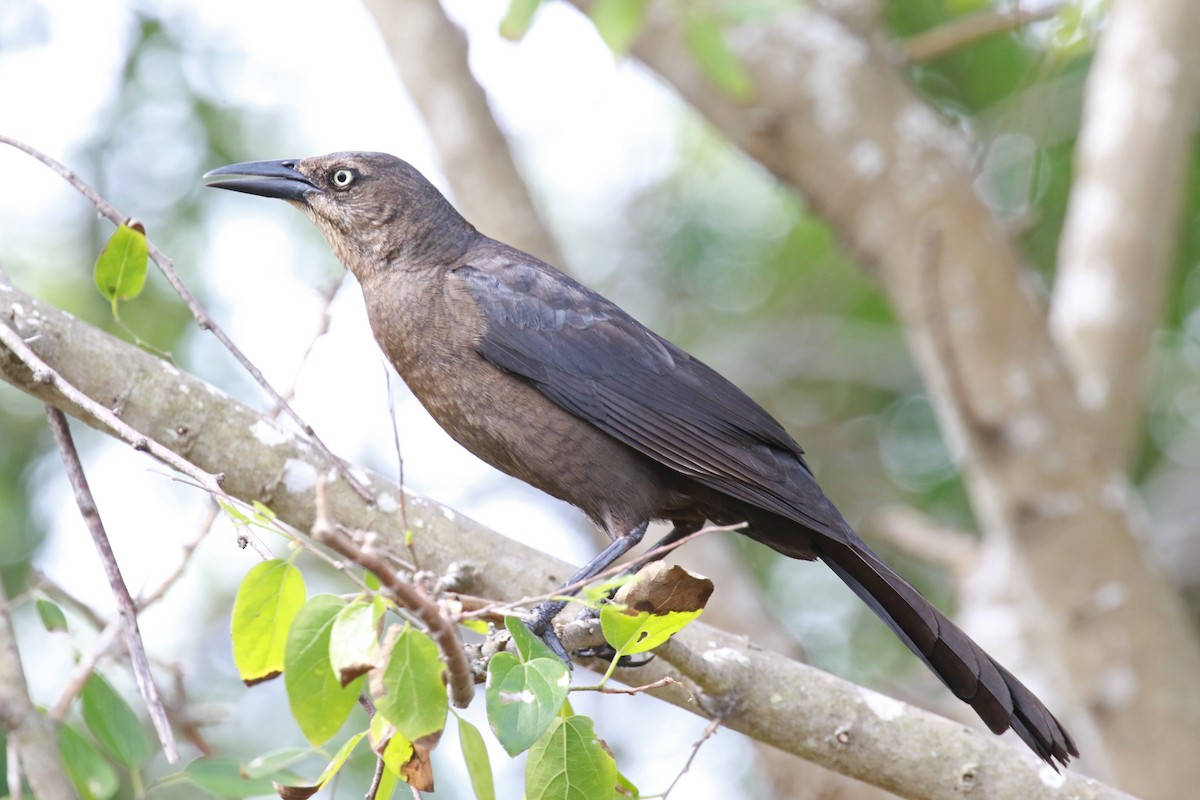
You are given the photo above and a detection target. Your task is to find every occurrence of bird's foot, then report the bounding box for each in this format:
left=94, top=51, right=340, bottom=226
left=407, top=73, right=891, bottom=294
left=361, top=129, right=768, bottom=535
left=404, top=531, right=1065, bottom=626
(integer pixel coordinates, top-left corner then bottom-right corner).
left=568, top=604, right=655, bottom=667
left=526, top=600, right=573, bottom=668
left=572, top=643, right=657, bottom=668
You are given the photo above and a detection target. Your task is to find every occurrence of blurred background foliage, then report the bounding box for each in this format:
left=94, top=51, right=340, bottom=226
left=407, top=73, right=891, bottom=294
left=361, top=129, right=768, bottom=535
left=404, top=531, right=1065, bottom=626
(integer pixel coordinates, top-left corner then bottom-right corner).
left=2, top=0, right=1198, bottom=797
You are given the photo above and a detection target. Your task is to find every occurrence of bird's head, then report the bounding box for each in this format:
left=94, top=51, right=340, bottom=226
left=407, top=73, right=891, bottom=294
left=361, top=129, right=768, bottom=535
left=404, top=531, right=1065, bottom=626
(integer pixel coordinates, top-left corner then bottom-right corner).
left=203, top=152, right=475, bottom=278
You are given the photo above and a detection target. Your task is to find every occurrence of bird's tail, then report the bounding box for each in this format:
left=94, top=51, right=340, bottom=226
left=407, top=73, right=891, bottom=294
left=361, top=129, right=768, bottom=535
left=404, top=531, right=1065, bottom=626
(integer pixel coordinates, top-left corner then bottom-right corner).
left=813, top=536, right=1078, bottom=767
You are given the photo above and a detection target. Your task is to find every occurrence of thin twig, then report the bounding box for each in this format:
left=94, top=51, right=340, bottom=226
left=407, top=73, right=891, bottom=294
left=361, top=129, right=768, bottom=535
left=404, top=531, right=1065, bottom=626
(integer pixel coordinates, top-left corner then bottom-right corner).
left=52, top=621, right=120, bottom=720
left=574, top=676, right=680, bottom=696
left=136, top=501, right=219, bottom=608
left=385, top=367, right=412, bottom=552
left=270, top=276, right=345, bottom=413
left=0, top=134, right=374, bottom=503
left=52, top=502, right=221, bottom=718
left=458, top=522, right=744, bottom=622
left=904, top=2, right=1065, bottom=63
left=660, top=716, right=723, bottom=799
left=0, top=308, right=273, bottom=560
left=44, top=406, right=179, bottom=762
left=312, top=478, right=475, bottom=709
left=366, top=755, right=386, bottom=800
left=870, top=504, right=978, bottom=579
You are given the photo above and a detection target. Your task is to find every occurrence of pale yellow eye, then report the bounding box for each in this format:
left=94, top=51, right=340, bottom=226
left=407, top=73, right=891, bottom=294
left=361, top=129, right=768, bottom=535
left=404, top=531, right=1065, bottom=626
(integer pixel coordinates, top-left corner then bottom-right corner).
left=331, top=168, right=355, bottom=188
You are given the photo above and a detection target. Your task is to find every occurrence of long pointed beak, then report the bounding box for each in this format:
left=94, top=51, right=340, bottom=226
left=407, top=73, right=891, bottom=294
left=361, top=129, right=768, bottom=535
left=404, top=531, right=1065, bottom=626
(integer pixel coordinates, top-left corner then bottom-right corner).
left=203, top=159, right=319, bottom=202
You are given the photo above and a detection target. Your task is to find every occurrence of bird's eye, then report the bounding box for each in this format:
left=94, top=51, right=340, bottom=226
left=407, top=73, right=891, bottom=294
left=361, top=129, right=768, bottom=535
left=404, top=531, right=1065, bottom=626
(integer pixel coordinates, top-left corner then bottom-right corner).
left=331, top=168, right=356, bottom=188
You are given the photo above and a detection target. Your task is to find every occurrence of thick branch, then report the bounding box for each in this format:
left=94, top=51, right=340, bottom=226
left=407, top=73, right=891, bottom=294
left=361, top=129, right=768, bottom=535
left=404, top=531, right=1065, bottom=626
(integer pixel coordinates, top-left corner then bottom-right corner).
left=0, top=596, right=74, bottom=798
left=575, top=4, right=1200, bottom=793
left=0, top=275, right=1131, bottom=799
left=1049, top=0, right=1200, bottom=464
left=360, top=0, right=566, bottom=266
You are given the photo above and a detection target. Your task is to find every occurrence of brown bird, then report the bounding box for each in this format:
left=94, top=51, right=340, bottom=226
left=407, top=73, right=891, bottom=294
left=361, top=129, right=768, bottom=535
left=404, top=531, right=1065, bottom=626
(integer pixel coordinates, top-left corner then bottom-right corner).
left=204, top=152, right=1078, bottom=767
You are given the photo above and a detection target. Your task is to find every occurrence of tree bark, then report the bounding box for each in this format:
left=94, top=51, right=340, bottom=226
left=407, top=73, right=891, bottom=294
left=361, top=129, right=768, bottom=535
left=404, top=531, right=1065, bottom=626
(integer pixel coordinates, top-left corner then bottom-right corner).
left=1050, top=0, right=1200, bottom=465
left=360, top=0, right=566, bottom=266
left=0, top=596, right=74, bottom=799
left=553, top=2, right=1200, bottom=795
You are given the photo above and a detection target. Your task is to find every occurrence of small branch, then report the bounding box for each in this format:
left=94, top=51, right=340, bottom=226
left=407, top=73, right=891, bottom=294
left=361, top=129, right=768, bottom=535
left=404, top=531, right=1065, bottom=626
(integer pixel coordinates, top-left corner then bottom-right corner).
left=0, top=594, right=74, bottom=798
left=903, top=3, right=1065, bottom=63
left=312, top=479, right=474, bottom=709
left=270, top=276, right=344, bottom=414
left=0, top=306, right=273, bottom=560
left=870, top=504, right=978, bottom=579
left=385, top=367, right=412, bottom=552
left=661, top=715, right=723, bottom=799
left=52, top=621, right=120, bottom=721
left=136, top=501, right=218, bottom=608
left=573, top=676, right=680, bottom=695
left=362, top=0, right=566, bottom=265
left=366, top=755, right=387, bottom=800
left=51, top=503, right=219, bottom=718
left=458, top=522, right=741, bottom=623
left=44, top=406, right=178, bottom=763
left=0, top=134, right=374, bottom=503
left=0, top=310, right=221, bottom=492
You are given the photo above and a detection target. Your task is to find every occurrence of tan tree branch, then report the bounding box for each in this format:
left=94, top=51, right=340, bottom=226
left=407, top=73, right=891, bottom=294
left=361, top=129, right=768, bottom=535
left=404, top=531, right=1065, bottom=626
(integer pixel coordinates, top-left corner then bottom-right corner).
left=553, top=3, right=1200, bottom=794
left=1049, top=0, right=1200, bottom=465
left=360, top=0, right=566, bottom=266
left=0, top=596, right=74, bottom=799
left=0, top=278, right=1132, bottom=800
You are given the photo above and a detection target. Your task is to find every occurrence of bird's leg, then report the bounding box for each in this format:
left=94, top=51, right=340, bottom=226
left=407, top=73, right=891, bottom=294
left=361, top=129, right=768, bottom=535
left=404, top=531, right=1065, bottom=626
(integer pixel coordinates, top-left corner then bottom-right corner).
left=527, top=521, right=648, bottom=665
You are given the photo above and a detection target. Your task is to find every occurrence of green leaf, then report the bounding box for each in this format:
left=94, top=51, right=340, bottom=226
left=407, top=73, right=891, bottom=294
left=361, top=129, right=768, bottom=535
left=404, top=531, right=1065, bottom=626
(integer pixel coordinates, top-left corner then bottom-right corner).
left=589, top=0, right=647, bottom=55
left=36, top=598, right=68, bottom=632
left=58, top=723, right=119, bottom=800
left=284, top=594, right=364, bottom=745
left=505, top=615, right=560, bottom=663
left=580, top=574, right=633, bottom=605
left=525, top=716, right=617, bottom=800
left=250, top=500, right=276, bottom=521
left=241, top=748, right=313, bottom=779
left=374, top=762, right=401, bottom=798
left=500, top=0, right=542, bottom=40
left=93, top=221, right=148, bottom=316
left=232, top=559, right=306, bottom=684
left=369, top=713, right=415, bottom=778
left=371, top=626, right=448, bottom=741
left=184, top=756, right=301, bottom=797
left=80, top=673, right=151, bottom=768
left=218, top=499, right=251, bottom=524
left=379, top=731, right=414, bottom=778
left=312, top=731, right=365, bottom=788
left=485, top=652, right=569, bottom=756
left=600, top=606, right=702, bottom=657
left=616, top=769, right=640, bottom=798
left=329, top=600, right=377, bottom=687
left=457, top=716, right=495, bottom=800
left=684, top=13, right=754, bottom=101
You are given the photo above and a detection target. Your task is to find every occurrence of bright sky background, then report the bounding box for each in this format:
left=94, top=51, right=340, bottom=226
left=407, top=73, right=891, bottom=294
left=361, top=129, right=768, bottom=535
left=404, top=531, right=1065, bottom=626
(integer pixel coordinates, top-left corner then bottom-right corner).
left=0, top=0, right=769, bottom=796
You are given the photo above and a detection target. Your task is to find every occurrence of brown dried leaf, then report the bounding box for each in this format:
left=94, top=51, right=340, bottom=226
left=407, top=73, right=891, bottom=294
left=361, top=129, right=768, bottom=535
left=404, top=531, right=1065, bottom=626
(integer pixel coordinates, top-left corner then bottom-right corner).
left=613, top=562, right=713, bottom=615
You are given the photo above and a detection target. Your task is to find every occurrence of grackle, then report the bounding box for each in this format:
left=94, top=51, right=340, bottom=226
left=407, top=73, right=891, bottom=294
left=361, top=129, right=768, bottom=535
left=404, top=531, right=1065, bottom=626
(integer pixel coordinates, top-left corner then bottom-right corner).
left=204, top=152, right=1077, bottom=767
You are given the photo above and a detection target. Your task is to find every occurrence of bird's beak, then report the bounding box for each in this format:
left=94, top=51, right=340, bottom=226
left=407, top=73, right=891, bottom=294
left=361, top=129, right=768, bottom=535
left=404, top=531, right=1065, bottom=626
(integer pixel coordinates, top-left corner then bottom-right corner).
left=203, top=160, right=319, bottom=202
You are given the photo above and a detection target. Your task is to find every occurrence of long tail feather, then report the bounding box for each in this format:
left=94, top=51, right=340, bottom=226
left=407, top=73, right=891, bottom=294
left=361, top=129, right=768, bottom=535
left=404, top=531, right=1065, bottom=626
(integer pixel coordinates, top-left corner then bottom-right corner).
left=814, top=537, right=1078, bottom=767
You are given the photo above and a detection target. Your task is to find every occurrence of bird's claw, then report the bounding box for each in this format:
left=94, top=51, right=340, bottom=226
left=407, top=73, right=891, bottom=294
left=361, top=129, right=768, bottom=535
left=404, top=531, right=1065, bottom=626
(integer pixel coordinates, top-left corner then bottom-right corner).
left=526, top=604, right=574, bottom=668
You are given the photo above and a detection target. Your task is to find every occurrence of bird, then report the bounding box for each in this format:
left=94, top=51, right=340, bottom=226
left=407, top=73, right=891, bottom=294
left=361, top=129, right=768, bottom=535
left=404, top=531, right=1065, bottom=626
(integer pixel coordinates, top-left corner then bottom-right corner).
left=204, top=151, right=1078, bottom=767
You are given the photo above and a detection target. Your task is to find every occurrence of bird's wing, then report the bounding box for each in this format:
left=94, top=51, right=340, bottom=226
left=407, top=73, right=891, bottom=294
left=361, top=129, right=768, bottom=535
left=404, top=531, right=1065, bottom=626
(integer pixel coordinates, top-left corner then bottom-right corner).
left=455, top=255, right=848, bottom=538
